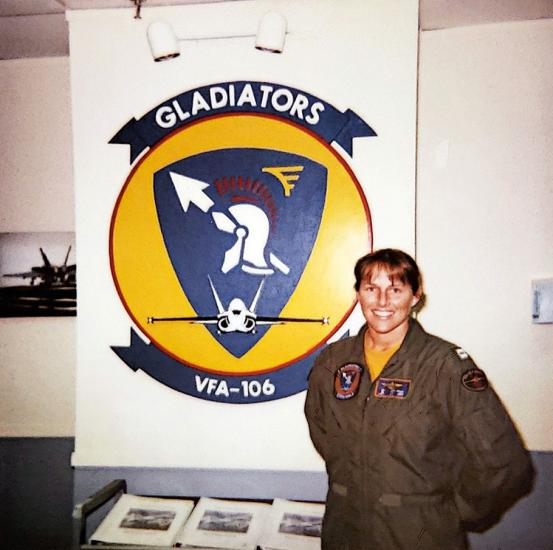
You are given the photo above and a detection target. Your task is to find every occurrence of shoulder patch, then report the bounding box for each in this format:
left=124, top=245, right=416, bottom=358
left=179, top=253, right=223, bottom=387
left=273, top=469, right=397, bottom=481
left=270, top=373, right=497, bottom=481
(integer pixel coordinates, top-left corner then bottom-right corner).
left=455, top=348, right=469, bottom=360
left=461, top=368, right=488, bottom=392
left=335, top=363, right=363, bottom=400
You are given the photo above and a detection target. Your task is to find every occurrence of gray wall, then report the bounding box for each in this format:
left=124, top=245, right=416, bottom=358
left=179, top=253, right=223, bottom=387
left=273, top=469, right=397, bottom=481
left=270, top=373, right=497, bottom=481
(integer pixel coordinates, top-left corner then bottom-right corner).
left=1, top=439, right=552, bottom=549
left=0, top=438, right=74, bottom=550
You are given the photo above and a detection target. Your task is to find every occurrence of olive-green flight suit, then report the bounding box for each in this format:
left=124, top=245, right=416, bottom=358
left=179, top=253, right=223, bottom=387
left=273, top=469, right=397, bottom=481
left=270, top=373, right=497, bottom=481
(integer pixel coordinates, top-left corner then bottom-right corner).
left=305, top=319, right=534, bottom=550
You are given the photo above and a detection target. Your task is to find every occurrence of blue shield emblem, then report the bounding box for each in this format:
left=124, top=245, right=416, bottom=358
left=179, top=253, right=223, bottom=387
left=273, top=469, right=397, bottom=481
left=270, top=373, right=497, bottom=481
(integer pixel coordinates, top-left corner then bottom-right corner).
left=153, top=148, right=327, bottom=357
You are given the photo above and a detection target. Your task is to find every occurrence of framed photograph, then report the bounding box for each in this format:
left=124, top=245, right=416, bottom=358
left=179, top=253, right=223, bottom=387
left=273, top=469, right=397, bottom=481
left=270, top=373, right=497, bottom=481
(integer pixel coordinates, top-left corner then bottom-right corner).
left=0, top=232, right=76, bottom=317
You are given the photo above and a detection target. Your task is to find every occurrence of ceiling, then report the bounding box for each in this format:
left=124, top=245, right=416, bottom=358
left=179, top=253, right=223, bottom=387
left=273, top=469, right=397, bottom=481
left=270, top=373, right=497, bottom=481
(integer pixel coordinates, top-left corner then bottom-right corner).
left=1, top=0, right=553, bottom=59
left=0, top=0, right=231, bottom=17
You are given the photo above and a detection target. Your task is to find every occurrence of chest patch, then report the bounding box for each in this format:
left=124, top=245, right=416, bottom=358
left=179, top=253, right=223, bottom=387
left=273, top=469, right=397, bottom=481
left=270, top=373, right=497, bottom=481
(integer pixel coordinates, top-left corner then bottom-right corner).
left=375, top=378, right=411, bottom=399
left=334, top=363, right=363, bottom=400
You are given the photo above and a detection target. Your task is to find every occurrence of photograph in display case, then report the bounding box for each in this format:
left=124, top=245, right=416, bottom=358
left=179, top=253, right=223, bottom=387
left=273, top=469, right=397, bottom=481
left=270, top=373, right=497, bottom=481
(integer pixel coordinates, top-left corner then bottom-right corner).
left=90, top=493, right=195, bottom=547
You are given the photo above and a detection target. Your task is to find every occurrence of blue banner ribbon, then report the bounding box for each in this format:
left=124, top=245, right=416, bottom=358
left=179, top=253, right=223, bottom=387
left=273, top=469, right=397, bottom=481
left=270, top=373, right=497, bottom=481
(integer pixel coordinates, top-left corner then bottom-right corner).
left=112, top=329, right=329, bottom=404
left=110, top=81, right=376, bottom=163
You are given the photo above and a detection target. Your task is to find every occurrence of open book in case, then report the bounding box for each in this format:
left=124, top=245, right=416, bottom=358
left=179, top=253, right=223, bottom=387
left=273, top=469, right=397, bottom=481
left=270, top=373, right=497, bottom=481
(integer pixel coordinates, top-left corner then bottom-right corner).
left=72, top=479, right=325, bottom=550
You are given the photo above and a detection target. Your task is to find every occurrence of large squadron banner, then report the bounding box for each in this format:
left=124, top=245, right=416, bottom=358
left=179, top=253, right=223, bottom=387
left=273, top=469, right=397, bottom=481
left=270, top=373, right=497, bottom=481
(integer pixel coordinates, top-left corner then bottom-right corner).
left=110, top=81, right=374, bottom=403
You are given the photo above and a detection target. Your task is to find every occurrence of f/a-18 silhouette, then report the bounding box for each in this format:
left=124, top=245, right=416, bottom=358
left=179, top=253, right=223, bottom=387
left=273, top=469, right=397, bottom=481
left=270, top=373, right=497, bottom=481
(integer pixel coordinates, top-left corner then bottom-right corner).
left=148, top=276, right=328, bottom=334
left=3, top=246, right=76, bottom=287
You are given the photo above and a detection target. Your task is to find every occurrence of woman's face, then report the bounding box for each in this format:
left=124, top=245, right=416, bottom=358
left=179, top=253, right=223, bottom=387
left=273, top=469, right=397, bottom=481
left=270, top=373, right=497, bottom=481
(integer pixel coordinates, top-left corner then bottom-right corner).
left=357, top=268, right=420, bottom=340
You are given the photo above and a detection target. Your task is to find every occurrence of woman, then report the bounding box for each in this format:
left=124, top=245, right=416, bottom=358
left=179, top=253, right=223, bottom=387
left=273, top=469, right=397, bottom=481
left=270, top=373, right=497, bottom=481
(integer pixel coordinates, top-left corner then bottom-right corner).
left=305, top=249, right=534, bottom=550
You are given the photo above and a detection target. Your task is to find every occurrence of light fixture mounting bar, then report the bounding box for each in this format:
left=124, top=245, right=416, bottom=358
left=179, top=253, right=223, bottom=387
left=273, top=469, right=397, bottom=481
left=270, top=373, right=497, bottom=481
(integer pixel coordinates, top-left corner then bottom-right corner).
left=132, top=0, right=146, bottom=20
left=178, top=33, right=256, bottom=42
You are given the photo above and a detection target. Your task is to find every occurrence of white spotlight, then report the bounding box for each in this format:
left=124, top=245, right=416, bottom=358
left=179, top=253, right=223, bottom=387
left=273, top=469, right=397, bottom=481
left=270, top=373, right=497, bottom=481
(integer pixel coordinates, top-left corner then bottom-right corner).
left=147, top=21, right=180, bottom=62
left=255, top=11, right=287, bottom=53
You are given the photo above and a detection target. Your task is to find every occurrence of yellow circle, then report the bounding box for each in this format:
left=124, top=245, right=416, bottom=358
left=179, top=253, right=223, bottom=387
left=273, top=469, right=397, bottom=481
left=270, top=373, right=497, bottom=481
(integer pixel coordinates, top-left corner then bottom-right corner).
left=111, top=114, right=371, bottom=374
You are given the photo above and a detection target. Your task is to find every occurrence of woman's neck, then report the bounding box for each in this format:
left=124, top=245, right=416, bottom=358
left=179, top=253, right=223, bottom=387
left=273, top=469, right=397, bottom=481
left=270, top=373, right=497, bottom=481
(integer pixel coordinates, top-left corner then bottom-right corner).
left=365, top=322, right=409, bottom=351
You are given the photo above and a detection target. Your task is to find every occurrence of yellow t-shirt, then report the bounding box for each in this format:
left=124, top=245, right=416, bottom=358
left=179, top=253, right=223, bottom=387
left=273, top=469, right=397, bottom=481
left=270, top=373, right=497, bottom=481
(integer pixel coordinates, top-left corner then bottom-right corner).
left=364, top=341, right=401, bottom=381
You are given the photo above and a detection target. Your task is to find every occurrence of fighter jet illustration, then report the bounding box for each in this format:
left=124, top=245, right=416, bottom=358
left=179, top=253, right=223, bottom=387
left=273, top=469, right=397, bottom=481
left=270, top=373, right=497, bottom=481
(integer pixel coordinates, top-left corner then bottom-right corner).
left=3, top=246, right=76, bottom=287
left=147, top=276, right=329, bottom=334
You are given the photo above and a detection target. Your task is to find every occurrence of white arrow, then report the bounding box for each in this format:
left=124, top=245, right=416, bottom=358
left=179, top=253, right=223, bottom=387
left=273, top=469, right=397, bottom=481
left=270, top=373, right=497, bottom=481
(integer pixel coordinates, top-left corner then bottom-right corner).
left=170, top=171, right=214, bottom=213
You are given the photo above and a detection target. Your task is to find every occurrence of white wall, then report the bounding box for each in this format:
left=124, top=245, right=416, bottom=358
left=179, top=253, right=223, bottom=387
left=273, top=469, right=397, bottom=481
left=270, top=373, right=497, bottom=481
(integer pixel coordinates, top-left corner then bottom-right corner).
left=0, top=57, right=75, bottom=436
left=0, top=57, right=74, bottom=232
left=417, top=19, right=553, bottom=451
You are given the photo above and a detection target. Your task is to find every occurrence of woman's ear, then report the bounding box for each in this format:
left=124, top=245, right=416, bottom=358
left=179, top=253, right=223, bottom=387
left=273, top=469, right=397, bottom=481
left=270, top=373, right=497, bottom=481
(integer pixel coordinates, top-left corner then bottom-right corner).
left=411, top=290, right=425, bottom=312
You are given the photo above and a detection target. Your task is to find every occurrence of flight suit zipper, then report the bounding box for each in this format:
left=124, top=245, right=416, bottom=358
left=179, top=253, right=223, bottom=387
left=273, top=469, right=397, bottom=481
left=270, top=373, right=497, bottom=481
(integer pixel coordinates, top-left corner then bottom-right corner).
left=361, top=357, right=399, bottom=542
left=361, top=367, right=374, bottom=543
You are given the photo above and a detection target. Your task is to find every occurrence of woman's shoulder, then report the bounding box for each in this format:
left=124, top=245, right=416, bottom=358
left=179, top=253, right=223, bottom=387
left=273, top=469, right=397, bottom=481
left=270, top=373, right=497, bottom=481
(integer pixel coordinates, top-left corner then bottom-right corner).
left=415, top=322, right=477, bottom=371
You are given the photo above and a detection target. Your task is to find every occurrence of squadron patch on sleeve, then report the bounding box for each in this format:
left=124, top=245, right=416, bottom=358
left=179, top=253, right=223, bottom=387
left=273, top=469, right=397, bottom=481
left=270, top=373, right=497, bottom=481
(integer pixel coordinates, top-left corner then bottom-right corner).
left=335, top=363, right=363, bottom=400
left=461, top=368, right=488, bottom=392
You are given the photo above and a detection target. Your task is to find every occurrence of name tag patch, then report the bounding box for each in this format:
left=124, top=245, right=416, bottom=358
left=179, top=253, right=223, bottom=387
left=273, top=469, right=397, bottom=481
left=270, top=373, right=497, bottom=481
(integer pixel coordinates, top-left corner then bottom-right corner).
left=335, top=363, right=363, bottom=400
left=375, top=378, right=411, bottom=399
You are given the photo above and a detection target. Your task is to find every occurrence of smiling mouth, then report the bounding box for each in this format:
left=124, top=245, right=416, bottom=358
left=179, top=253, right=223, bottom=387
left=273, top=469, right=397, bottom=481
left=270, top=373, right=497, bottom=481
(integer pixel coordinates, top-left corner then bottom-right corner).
left=373, top=310, right=393, bottom=319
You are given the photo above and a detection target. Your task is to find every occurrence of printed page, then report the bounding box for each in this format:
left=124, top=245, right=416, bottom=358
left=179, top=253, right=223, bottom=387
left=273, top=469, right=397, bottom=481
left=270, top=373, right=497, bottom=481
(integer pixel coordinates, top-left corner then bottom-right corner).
left=258, top=498, right=324, bottom=550
left=176, top=497, right=271, bottom=549
left=90, top=493, right=195, bottom=547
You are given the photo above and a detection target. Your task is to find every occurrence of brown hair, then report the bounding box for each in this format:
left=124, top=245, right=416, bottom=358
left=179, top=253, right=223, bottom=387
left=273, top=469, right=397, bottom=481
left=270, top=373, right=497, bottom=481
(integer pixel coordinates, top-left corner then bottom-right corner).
left=354, top=248, right=422, bottom=295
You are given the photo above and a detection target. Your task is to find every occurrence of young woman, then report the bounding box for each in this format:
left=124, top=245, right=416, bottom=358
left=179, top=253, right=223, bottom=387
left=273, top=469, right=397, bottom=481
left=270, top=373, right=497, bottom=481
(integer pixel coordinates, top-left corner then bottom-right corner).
left=305, top=248, right=534, bottom=550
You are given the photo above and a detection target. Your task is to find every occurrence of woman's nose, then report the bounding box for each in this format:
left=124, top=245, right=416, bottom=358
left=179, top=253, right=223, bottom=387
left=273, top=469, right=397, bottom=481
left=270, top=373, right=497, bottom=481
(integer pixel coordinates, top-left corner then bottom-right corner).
left=377, top=290, right=388, bottom=306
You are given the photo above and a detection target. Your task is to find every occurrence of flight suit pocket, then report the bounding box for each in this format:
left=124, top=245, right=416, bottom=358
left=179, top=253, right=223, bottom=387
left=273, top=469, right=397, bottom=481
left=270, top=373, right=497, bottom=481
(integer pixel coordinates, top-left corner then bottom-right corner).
left=387, top=398, right=445, bottom=454
left=323, top=480, right=357, bottom=550
left=380, top=498, right=466, bottom=549
left=330, top=482, right=348, bottom=497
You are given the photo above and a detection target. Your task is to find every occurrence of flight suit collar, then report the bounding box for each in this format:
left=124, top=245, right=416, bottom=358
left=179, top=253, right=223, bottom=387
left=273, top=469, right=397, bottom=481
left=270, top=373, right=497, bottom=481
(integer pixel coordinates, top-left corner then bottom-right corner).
left=355, top=317, right=429, bottom=368
left=392, top=318, right=429, bottom=362
left=329, top=319, right=428, bottom=405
